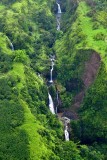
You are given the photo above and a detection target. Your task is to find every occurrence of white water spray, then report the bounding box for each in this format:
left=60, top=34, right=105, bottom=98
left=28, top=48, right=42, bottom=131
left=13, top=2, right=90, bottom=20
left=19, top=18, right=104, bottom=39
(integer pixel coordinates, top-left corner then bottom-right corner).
left=56, top=3, right=61, bottom=31
left=64, top=125, right=69, bottom=141
left=48, top=93, right=55, bottom=114
left=10, top=42, right=14, bottom=51
left=7, top=36, right=14, bottom=51
left=57, top=3, right=61, bottom=14
left=57, top=20, right=60, bottom=31
left=49, top=57, right=55, bottom=83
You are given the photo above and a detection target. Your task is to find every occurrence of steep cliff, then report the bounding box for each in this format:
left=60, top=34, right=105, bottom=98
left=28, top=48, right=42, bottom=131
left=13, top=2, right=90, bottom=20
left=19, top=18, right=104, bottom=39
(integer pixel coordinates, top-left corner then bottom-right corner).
left=0, top=0, right=107, bottom=159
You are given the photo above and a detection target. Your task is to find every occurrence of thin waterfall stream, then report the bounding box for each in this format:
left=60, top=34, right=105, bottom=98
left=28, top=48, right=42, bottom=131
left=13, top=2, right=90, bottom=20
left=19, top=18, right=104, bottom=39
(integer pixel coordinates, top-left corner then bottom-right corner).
left=49, top=55, right=55, bottom=83
left=56, top=2, right=61, bottom=30
left=7, top=36, right=14, bottom=51
left=48, top=55, right=55, bottom=114
left=47, top=54, right=70, bottom=141
left=10, top=42, right=14, bottom=51
left=47, top=2, right=70, bottom=141
left=57, top=3, right=61, bottom=14
left=64, top=125, right=69, bottom=141
left=48, top=93, right=55, bottom=114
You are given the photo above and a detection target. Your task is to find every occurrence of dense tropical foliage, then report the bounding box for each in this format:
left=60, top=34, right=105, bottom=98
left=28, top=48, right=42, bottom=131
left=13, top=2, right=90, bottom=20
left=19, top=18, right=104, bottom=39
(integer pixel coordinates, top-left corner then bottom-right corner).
left=0, top=0, right=107, bottom=159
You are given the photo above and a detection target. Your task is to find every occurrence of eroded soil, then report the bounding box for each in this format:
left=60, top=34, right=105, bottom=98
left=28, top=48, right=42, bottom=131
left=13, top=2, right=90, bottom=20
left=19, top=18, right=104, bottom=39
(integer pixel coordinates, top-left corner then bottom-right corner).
left=58, top=52, right=101, bottom=119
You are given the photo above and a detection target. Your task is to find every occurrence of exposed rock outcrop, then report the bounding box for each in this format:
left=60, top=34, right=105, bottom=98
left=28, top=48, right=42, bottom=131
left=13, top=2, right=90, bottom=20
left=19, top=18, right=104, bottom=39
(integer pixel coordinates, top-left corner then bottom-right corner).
left=61, top=52, right=101, bottom=119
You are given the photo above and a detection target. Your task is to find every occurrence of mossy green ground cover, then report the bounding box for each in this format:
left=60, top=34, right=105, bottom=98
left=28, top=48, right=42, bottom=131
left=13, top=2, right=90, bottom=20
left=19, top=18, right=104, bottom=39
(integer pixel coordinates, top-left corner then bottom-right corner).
left=76, top=2, right=107, bottom=66
left=1, top=0, right=107, bottom=159
left=0, top=1, right=61, bottom=159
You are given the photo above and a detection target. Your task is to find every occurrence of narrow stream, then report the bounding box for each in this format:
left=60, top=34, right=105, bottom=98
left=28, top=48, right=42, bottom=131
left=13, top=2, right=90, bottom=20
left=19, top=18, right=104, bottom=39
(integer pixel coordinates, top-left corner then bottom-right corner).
left=7, top=36, right=14, bottom=51
left=10, top=42, right=14, bottom=51
left=64, top=125, right=69, bottom=141
left=48, top=2, right=70, bottom=141
left=48, top=93, right=55, bottom=114
left=49, top=55, right=55, bottom=83
left=56, top=2, right=61, bottom=30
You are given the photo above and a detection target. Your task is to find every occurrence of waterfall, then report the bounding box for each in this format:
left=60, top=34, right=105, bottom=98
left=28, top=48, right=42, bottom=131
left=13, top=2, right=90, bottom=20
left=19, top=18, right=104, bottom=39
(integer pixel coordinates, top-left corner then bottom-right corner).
left=64, top=125, right=69, bottom=141
left=6, top=36, right=14, bottom=51
left=10, top=42, right=14, bottom=51
left=56, top=3, right=61, bottom=31
left=49, top=57, right=55, bottom=83
left=56, top=91, right=59, bottom=113
left=61, top=117, right=70, bottom=141
left=49, top=61, right=54, bottom=83
left=57, top=19, right=60, bottom=31
left=57, top=3, right=61, bottom=14
left=48, top=93, right=55, bottom=114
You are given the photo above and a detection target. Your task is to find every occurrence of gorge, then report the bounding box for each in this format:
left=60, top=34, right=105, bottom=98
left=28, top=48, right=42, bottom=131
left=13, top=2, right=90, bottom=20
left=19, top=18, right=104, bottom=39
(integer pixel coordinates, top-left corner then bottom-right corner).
left=0, top=0, right=107, bottom=159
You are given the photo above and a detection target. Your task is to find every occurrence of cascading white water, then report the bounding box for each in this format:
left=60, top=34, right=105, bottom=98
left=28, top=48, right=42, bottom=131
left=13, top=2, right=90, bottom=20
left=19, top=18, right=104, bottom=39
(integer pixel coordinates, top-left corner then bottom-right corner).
left=7, top=37, right=14, bottom=51
left=50, top=61, right=54, bottom=83
left=10, top=42, right=14, bottom=51
left=55, top=91, right=59, bottom=113
left=57, top=19, right=60, bottom=31
left=48, top=93, right=55, bottom=114
left=64, top=125, right=69, bottom=141
left=57, top=3, right=61, bottom=14
left=56, top=2, right=61, bottom=31
left=49, top=57, right=55, bottom=83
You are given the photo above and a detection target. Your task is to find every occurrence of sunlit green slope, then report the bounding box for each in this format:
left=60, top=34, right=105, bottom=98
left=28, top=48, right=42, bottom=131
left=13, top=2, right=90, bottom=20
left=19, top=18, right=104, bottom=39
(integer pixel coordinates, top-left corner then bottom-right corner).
left=0, top=1, right=63, bottom=160
left=55, top=0, right=107, bottom=158
left=1, top=0, right=107, bottom=159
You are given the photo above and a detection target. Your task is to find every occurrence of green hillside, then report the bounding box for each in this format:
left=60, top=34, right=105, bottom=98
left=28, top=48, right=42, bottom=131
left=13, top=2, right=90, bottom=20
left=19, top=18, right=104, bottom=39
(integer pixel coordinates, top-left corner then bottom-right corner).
left=0, top=0, right=107, bottom=159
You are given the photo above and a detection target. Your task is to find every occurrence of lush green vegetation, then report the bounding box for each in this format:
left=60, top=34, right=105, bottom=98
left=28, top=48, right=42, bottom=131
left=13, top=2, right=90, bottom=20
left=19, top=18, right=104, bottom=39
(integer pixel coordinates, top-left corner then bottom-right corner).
left=54, top=0, right=107, bottom=159
left=1, top=0, right=107, bottom=159
left=0, top=0, right=63, bottom=159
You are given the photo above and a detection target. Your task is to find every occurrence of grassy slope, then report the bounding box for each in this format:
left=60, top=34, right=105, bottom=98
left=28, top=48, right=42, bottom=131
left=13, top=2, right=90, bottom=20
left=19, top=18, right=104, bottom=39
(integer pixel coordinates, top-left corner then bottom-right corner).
left=20, top=100, right=51, bottom=160
left=11, top=62, right=47, bottom=159
left=0, top=43, right=53, bottom=159
left=76, top=1, right=107, bottom=127
left=76, top=1, right=107, bottom=65
left=1, top=0, right=107, bottom=159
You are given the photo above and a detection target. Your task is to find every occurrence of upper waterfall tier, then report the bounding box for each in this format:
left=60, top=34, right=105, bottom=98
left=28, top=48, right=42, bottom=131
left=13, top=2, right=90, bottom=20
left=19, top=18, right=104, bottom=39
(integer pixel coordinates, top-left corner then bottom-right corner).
left=57, top=3, right=61, bottom=14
